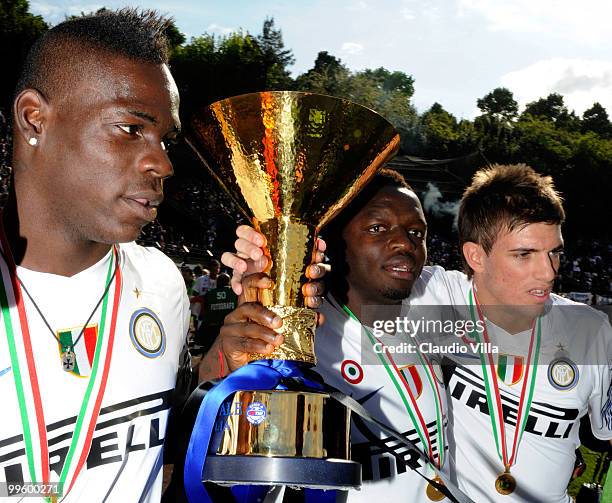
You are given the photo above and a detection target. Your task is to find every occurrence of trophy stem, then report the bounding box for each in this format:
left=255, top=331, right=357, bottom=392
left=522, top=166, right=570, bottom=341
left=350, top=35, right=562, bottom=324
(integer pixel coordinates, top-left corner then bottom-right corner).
left=249, top=306, right=317, bottom=364
left=249, top=217, right=317, bottom=364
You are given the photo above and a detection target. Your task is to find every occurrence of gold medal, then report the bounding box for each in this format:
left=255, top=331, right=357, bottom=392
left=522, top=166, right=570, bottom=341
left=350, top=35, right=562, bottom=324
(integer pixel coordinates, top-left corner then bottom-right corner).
left=495, top=471, right=517, bottom=495
left=426, top=476, right=446, bottom=501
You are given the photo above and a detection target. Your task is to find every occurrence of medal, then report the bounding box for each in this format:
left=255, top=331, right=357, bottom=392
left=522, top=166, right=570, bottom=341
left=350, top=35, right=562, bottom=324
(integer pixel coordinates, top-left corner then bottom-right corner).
left=61, top=349, right=76, bottom=372
left=426, top=476, right=446, bottom=501
left=495, top=469, right=517, bottom=495
left=468, top=288, right=542, bottom=497
left=0, top=235, right=122, bottom=498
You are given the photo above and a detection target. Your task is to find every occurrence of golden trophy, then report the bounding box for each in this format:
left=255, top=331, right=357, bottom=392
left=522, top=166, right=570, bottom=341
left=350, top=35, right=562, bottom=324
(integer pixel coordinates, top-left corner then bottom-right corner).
left=183, top=91, right=399, bottom=497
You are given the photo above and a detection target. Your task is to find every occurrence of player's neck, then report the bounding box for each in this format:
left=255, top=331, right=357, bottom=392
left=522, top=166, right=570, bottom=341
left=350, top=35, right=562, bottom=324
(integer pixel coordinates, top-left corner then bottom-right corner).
left=345, top=286, right=402, bottom=324
left=3, top=195, right=112, bottom=277
left=473, top=279, right=534, bottom=334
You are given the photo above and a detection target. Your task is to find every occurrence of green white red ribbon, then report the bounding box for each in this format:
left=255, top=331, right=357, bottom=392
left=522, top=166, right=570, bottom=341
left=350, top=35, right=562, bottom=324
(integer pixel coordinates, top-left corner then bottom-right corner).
left=0, top=232, right=122, bottom=500
left=468, top=287, right=541, bottom=471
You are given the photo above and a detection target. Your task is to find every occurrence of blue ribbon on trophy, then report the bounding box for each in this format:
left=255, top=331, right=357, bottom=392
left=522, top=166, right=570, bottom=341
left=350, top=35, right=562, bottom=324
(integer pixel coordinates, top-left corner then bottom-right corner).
left=184, top=359, right=332, bottom=503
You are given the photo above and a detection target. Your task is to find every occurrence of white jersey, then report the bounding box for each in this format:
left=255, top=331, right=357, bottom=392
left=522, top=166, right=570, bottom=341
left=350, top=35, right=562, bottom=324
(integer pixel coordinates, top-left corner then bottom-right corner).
left=313, top=266, right=458, bottom=503
left=0, top=242, right=190, bottom=503
left=434, top=269, right=612, bottom=502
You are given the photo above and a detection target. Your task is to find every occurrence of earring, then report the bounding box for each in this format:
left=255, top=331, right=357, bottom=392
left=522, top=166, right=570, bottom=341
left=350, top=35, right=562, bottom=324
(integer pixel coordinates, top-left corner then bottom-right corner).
left=28, top=137, right=38, bottom=146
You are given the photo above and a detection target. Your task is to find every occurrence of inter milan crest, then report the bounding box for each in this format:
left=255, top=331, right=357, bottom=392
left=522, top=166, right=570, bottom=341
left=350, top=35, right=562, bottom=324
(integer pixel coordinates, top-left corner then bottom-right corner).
left=496, top=354, right=524, bottom=386
left=56, top=325, right=98, bottom=377
left=129, top=308, right=166, bottom=358
left=341, top=360, right=364, bottom=385
left=398, top=364, right=423, bottom=399
left=548, top=357, right=579, bottom=390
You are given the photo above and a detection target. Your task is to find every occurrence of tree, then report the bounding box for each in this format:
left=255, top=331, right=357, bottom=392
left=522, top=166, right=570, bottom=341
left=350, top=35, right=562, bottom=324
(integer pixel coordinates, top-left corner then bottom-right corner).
left=294, top=51, right=351, bottom=96
left=477, top=87, right=518, bottom=122
left=582, top=102, right=611, bottom=138
left=256, top=17, right=294, bottom=89
left=0, top=0, right=48, bottom=110
left=419, top=103, right=461, bottom=156
left=522, top=93, right=580, bottom=132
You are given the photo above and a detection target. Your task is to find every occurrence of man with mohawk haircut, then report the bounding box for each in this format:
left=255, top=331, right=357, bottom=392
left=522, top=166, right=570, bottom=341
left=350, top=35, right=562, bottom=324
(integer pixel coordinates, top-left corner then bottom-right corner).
left=0, top=8, right=276, bottom=502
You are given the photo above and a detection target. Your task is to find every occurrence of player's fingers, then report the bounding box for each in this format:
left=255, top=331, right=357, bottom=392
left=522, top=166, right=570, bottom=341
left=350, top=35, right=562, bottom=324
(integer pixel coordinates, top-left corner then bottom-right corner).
left=305, top=295, right=323, bottom=309
left=302, top=280, right=324, bottom=298
left=221, top=251, right=248, bottom=274
left=222, top=321, right=283, bottom=346
left=223, top=302, right=282, bottom=330
left=306, top=263, right=330, bottom=279
left=316, top=237, right=327, bottom=253
left=239, top=271, right=273, bottom=304
left=234, top=237, right=264, bottom=262
left=236, top=225, right=267, bottom=247
left=230, top=276, right=243, bottom=296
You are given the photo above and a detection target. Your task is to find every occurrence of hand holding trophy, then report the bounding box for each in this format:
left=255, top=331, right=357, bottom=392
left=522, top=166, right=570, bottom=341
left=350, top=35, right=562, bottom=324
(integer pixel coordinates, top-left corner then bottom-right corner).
left=184, top=91, right=399, bottom=501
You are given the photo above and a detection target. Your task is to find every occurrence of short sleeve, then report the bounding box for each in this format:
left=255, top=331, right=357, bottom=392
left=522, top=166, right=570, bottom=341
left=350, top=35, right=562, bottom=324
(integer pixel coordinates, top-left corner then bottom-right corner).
left=588, top=317, right=612, bottom=440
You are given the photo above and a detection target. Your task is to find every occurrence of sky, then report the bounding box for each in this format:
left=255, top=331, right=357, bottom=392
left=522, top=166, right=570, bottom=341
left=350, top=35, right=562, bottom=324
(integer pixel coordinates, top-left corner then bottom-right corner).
left=29, top=0, right=612, bottom=120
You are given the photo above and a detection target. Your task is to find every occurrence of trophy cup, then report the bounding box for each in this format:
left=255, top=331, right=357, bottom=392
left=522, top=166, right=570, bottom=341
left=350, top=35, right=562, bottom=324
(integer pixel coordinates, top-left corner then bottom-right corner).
left=184, top=91, right=399, bottom=495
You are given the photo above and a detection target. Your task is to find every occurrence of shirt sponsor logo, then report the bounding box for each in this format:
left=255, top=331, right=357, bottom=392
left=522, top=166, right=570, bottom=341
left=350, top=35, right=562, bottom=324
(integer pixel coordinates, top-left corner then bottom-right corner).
left=129, top=308, right=166, bottom=358
left=448, top=365, right=579, bottom=439
left=0, top=390, right=171, bottom=485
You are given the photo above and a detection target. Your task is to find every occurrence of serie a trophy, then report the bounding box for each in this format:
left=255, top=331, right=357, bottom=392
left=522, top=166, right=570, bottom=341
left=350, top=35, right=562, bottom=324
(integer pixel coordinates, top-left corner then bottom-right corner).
left=183, top=91, right=399, bottom=501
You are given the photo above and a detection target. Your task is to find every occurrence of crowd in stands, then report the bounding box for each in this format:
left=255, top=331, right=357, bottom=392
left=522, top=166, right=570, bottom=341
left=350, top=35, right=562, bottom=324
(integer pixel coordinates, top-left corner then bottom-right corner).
left=426, top=232, right=612, bottom=302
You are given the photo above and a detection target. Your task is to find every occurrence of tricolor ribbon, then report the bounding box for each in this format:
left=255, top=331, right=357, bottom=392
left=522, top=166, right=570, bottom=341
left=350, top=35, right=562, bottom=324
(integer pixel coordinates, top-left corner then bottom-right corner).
left=468, top=288, right=541, bottom=472
left=0, top=231, right=121, bottom=500
left=339, top=302, right=445, bottom=470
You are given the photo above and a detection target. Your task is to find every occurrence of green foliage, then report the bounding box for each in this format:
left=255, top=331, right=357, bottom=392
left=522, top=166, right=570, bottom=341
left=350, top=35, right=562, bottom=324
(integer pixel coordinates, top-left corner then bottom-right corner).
left=294, top=51, right=351, bottom=95
left=0, top=0, right=48, bottom=109
left=257, top=17, right=294, bottom=89
left=171, top=18, right=295, bottom=115
left=477, top=87, right=518, bottom=122
left=582, top=102, right=612, bottom=138
left=294, top=52, right=417, bottom=150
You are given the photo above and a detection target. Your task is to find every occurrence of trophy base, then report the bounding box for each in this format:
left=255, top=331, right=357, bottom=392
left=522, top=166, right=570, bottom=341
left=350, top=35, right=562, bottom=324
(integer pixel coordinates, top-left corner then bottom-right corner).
left=203, top=455, right=361, bottom=490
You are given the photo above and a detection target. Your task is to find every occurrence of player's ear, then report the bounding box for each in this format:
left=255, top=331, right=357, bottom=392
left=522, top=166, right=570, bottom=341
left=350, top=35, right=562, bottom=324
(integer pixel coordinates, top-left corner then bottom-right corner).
left=13, top=89, right=50, bottom=147
left=462, top=242, right=486, bottom=274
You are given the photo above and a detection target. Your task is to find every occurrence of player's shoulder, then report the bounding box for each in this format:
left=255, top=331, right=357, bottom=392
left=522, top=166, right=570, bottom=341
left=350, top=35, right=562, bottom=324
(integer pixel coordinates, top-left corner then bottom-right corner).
left=421, top=265, right=467, bottom=282
left=410, top=265, right=469, bottom=304
left=119, top=242, right=183, bottom=288
left=548, top=293, right=610, bottom=336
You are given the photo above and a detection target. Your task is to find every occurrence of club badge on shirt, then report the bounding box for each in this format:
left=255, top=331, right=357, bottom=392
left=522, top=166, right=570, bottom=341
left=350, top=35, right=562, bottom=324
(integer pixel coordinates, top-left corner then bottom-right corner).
left=548, top=357, right=579, bottom=390
left=548, top=343, right=579, bottom=391
left=129, top=308, right=166, bottom=358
